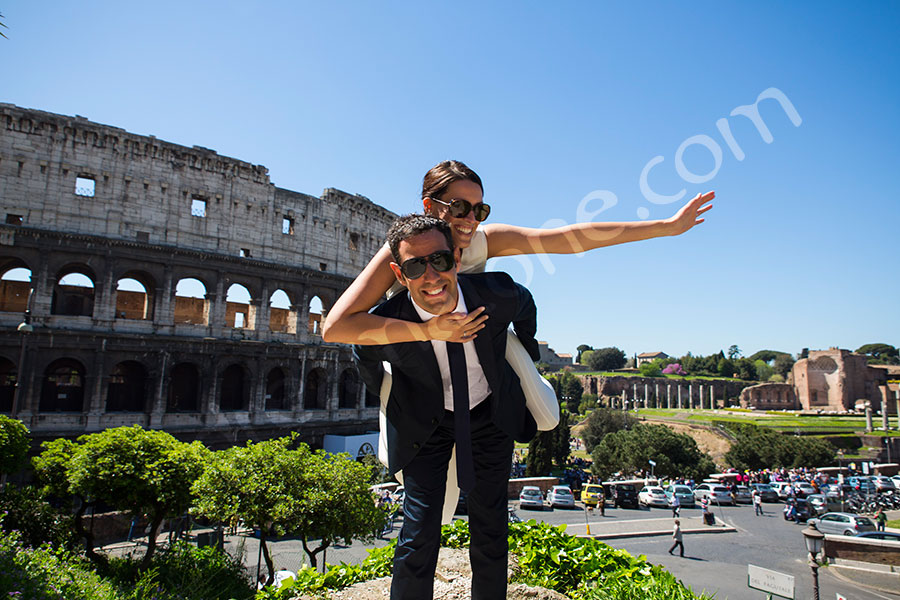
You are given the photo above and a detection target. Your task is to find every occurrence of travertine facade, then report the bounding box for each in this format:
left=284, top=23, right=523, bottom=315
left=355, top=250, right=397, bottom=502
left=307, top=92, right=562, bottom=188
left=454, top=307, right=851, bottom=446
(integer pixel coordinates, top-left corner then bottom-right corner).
left=0, top=104, right=396, bottom=447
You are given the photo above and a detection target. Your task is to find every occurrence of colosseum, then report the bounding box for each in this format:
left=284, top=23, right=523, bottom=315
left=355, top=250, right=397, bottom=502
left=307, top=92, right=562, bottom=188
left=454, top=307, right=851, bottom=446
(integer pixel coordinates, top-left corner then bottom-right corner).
left=0, top=103, right=396, bottom=449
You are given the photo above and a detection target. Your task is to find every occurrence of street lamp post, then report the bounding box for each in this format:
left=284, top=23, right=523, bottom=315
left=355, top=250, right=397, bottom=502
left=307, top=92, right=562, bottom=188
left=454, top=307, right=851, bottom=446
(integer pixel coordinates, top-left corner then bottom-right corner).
left=801, top=522, right=825, bottom=600
left=10, top=311, right=33, bottom=419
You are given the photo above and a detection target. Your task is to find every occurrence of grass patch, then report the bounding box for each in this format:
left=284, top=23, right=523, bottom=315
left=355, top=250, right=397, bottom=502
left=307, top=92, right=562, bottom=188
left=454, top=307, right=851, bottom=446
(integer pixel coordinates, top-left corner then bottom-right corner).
left=886, top=519, right=900, bottom=529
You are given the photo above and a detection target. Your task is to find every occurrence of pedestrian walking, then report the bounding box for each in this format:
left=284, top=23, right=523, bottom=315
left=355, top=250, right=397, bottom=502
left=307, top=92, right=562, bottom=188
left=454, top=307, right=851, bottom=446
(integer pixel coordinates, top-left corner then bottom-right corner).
left=668, top=519, right=684, bottom=557
left=669, top=492, right=680, bottom=518
left=598, top=492, right=606, bottom=517
left=875, top=507, right=886, bottom=532
left=752, top=489, right=763, bottom=516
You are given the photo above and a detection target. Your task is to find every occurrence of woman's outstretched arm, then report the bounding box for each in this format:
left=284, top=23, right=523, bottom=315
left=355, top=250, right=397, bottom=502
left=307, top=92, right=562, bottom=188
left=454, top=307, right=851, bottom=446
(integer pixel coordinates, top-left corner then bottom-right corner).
left=484, top=191, right=713, bottom=257
left=321, top=244, right=487, bottom=345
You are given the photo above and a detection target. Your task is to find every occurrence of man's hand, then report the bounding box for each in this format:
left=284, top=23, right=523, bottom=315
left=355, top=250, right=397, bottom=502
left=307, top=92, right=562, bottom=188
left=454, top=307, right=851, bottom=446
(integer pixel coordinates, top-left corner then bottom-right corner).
left=424, top=306, right=488, bottom=343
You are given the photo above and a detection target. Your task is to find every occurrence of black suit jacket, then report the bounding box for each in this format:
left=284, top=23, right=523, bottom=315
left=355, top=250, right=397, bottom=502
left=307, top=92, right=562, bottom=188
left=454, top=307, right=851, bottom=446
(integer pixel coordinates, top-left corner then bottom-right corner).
left=353, top=272, right=540, bottom=476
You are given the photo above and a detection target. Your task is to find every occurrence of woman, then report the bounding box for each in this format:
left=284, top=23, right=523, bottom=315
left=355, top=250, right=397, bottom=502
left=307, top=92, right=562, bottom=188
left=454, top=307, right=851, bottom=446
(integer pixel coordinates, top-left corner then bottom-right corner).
left=323, top=159, right=713, bottom=345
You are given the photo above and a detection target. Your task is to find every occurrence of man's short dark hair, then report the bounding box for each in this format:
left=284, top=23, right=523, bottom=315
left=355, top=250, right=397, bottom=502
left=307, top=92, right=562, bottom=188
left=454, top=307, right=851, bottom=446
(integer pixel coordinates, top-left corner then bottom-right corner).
left=386, top=214, right=455, bottom=264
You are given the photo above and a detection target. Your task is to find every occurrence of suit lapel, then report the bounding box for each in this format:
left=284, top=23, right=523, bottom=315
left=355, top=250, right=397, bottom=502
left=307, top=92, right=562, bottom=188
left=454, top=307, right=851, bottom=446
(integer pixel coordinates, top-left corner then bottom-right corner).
left=460, top=277, right=499, bottom=390
left=395, top=290, right=442, bottom=389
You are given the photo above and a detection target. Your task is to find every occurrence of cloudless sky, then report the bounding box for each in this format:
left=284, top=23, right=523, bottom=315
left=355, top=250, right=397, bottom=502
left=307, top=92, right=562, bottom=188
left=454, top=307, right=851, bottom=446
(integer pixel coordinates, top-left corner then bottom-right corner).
left=2, top=1, right=898, bottom=360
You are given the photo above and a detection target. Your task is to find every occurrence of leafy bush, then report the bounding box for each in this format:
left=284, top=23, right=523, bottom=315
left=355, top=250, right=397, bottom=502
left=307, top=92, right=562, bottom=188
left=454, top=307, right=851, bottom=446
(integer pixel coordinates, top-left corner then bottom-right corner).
left=0, top=485, right=77, bottom=550
left=0, top=526, right=119, bottom=600
left=0, top=415, right=29, bottom=477
left=107, top=541, right=255, bottom=600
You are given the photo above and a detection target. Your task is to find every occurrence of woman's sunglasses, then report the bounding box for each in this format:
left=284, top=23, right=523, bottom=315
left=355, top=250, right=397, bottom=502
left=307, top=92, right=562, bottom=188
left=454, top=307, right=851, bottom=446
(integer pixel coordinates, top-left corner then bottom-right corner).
left=430, top=197, right=491, bottom=222
left=399, top=250, right=455, bottom=279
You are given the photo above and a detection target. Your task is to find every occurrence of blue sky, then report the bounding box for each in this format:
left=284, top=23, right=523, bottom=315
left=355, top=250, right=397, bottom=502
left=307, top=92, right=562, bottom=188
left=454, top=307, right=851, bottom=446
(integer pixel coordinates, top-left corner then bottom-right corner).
left=2, top=1, right=898, bottom=359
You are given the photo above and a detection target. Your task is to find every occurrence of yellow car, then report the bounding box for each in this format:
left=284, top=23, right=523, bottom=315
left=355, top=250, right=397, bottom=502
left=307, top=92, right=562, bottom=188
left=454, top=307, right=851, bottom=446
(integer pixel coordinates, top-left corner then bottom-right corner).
left=581, top=484, right=605, bottom=507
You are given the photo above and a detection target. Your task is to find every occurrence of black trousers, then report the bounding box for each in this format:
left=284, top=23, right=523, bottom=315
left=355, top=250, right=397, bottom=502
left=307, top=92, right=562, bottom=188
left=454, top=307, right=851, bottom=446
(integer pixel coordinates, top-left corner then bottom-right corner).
left=392, top=401, right=512, bottom=600
left=668, top=540, right=684, bottom=556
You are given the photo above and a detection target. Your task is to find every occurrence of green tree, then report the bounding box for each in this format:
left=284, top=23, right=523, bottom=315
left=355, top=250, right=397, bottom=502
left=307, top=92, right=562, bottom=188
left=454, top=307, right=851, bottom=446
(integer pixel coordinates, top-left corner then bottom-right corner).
left=525, top=431, right=553, bottom=477
left=579, top=393, right=598, bottom=414
left=727, top=345, right=742, bottom=360
left=551, top=410, right=571, bottom=468
left=590, top=424, right=715, bottom=482
left=734, top=358, right=757, bottom=380
left=0, top=415, right=29, bottom=478
left=586, top=347, right=626, bottom=371
left=773, top=354, right=795, bottom=378
left=753, top=359, right=774, bottom=382
left=559, top=371, right=583, bottom=413
left=576, top=344, right=593, bottom=364
left=68, top=426, right=209, bottom=569
left=580, top=407, right=638, bottom=454
left=856, top=343, right=899, bottom=365
left=638, top=360, right=663, bottom=378
left=723, top=423, right=835, bottom=470
left=717, top=357, right=735, bottom=378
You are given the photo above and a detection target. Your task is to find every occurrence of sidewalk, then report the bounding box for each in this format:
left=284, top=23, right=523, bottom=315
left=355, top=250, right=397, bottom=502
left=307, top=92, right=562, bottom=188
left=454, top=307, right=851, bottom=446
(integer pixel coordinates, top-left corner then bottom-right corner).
left=572, top=513, right=737, bottom=539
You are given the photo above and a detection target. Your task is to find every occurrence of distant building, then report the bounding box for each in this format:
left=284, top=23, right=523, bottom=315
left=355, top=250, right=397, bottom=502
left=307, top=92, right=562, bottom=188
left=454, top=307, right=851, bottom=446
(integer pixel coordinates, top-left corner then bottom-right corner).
left=636, top=351, right=668, bottom=367
left=537, top=341, right=572, bottom=370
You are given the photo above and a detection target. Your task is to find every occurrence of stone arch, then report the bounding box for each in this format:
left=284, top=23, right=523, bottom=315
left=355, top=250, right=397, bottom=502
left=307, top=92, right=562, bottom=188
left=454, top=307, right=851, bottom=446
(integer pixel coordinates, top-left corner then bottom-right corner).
left=308, top=295, right=324, bottom=335
left=0, top=357, right=15, bottom=412
left=39, top=358, right=86, bottom=412
left=167, top=362, right=201, bottom=412
left=339, top=368, right=360, bottom=409
left=52, top=266, right=96, bottom=317
left=220, top=363, right=249, bottom=411
left=304, top=367, right=328, bottom=410
left=173, top=277, right=208, bottom=325
left=265, top=367, right=287, bottom=410
left=268, top=289, right=295, bottom=333
left=115, top=271, right=156, bottom=320
left=106, top=360, right=149, bottom=412
left=0, top=263, right=33, bottom=313
left=225, top=283, right=253, bottom=329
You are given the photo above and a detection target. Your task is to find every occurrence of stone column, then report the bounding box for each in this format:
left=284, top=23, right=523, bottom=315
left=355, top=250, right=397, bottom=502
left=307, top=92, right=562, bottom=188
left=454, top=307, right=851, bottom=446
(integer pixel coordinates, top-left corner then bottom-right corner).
left=882, top=387, right=890, bottom=432
left=621, top=390, right=626, bottom=411
left=156, top=266, right=175, bottom=325
left=655, top=383, right=659, bottom=409
left=85, top=340, right=108, bottom=430
left=896, top=390, right=900, bottom=431
left=677, top=386, right=682, bottom=409
left=689, top=383, right=693, bottom=410
left=644, top=384, right=649, bottom=409
left=149, top=350, right=168, bottom=428
left=865, top=402, right=873, bottom=432
left=666, top=384, right=671, bottom=409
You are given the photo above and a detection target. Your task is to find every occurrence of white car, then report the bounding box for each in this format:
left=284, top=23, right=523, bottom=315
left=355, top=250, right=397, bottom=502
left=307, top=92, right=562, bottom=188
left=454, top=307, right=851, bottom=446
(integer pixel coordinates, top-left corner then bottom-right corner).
left=872, top=475, right=896, bottom=493
left=693, top=483, right=734, bottom=505
left=519, top=486, right=545, bottom=510
left=638, top=485, right=669, bottom=508
left=546, top=485, right=576, bottom=508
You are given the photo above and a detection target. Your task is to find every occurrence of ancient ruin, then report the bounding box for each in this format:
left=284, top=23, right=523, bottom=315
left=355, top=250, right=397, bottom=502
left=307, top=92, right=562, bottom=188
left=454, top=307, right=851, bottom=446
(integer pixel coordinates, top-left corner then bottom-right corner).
left=0, top=104, right=396, bottom=447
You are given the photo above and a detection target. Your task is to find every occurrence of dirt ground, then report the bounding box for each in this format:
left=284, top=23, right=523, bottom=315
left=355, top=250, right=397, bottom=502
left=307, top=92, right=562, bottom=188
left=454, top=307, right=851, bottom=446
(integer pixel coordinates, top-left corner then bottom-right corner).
left=647, top=420, right=734, bottom=467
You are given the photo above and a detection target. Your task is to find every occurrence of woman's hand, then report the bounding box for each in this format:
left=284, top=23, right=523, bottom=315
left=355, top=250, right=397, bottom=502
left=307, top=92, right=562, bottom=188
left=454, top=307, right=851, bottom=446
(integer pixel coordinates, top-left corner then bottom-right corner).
left=425, top=306, right=489, bottom=342
left=665, top=191, right=714, bottom=236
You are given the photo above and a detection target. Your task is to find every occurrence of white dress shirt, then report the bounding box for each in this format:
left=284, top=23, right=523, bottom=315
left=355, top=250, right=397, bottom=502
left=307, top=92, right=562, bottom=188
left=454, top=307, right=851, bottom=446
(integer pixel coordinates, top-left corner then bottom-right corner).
left=410, top=283, right=492, bottom=411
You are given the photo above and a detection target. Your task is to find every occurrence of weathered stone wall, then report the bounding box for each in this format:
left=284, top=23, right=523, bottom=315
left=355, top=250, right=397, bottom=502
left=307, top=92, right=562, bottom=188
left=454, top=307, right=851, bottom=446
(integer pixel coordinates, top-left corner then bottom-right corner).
left=793, top=348, right=887, bottom=412
left=739, top=382, right=798, bottom=410
left=0, top=105, right=395, bottom=446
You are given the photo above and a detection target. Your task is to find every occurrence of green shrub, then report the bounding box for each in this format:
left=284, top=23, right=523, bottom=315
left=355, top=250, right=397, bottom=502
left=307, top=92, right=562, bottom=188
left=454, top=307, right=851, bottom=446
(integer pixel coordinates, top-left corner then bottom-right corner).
left=0, top=485, right=78, bottom=550
left=107, top=541, right=255, bottom=600
left=0, top=527, right=119, bottom=600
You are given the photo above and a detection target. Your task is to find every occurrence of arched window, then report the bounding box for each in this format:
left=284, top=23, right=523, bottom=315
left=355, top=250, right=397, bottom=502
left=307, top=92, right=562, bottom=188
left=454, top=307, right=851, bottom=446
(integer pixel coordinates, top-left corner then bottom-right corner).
left=39, top=359, right=85, bottom=412
left=0, top=266, right=32, bottom=313
left=167, top=362, right=200, bottom=412
left=308, top=296, right=323, bottom=335
left=106, top=361, right=148, bottom=412
left=265, top=367, right=286, bottom=410
left=226, top=283, right=253, bottom=329
left=0, top=357, right=16, bottom=413
left=304, top=367, right=327, bottom=410
left=220, top=364, right=247, bottom=411
left=115, top=275, right=154, bottom=320
left=268, top=289, right=294, bottom=333
left=173, top=278, right=207, bottom=325
left=339, top=368, right=360, bottom=409
left=52, top=271, right=95, bottom=316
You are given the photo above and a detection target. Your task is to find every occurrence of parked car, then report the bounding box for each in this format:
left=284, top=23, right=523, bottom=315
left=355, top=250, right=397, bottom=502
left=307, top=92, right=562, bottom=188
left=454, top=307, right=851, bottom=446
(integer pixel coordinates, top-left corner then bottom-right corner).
left=638, top=486, right=669, bottom=508
left=872, top=476, right=896, bottom=493
left=733, top=485, right=753, bottom=504
left=665, top=484, right=696, bottom=508
left=611, top=483, right=639, bottom=509
left=770, top=481, right=795, bottom=499
left=793, top=482, right=816, bottom=498
left=805, top=494, right=829, bottom=516
left=783, top=497, right=811, bottom=522
left=518, top=486, right=544, bottom=510
left=693, top=483, right=734, bottom=505
left=891, top=475, right=900, bottom=488
left=546, top=485, right=576, bottom=509
left=856, top=531, right=900, bottom=541
left=750, top=483, right=779, bottom=503
left=847, top=476, right=877, bottom=495
left=807, top=512, right=876, bottom=536
left=580, top=484, right=605, bottom=507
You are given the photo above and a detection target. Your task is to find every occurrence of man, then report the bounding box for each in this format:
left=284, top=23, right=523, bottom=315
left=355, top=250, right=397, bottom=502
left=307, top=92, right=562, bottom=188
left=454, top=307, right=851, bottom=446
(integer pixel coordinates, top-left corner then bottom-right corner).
left=668, top=519, right=684, bottom=557
left=669, top=490, right=681, bottom=518
left=752, top=488, right=763, bottom=516
left=354, top=215, right=539, bottom=600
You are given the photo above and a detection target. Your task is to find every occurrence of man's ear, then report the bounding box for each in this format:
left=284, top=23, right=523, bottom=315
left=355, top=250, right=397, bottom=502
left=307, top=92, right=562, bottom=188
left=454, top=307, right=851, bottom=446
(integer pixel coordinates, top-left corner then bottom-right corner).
left=453, top=247, right=462, bottom=267
left=389, top=262, right=407, bottom=286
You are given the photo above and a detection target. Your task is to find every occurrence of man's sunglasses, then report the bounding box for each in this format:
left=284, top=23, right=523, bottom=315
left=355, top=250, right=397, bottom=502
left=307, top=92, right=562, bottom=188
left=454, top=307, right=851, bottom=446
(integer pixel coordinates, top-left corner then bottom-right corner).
left=399, top=250, right=455, bottom=279
left=430, top=197, right=491, bottom=222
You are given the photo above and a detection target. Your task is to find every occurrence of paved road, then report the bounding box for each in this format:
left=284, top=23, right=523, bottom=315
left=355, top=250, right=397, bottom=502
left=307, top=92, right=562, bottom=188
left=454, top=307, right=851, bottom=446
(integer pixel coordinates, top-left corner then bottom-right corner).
left=123, top=500, right=899, bottom=598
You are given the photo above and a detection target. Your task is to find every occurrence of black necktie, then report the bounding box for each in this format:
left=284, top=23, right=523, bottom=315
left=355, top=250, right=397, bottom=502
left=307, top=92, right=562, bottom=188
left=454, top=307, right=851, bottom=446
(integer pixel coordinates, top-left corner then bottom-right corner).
left=446, top=341, right=476, bottom=492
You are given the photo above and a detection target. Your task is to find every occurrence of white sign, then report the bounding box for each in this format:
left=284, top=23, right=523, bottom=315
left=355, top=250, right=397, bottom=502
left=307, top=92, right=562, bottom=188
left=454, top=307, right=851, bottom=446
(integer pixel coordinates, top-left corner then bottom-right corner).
left=836, top=594, right=847, bottom=600
left=748, top=564, right=794, bottom=599
left=648, top=460, right=656, bottom=466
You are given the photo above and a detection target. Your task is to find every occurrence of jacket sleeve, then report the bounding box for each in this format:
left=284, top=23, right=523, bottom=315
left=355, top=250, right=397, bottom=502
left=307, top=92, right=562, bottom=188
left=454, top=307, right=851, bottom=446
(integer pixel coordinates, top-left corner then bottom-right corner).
left=510, top=281, right=540, bottom=362
left=352, top=343, right=385, bottom=394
